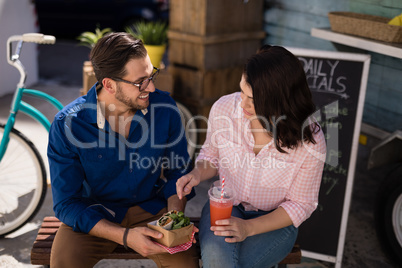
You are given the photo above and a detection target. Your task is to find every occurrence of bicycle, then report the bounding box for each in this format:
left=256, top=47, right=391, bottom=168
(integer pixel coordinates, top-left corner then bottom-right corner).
left=0, top=33, right=197, bottom=237
left=0, top=33, right=62, bottom=237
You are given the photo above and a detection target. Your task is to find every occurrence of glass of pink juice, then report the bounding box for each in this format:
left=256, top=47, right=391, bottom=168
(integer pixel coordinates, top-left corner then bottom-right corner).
left=208, top=181, right=235, bottom=226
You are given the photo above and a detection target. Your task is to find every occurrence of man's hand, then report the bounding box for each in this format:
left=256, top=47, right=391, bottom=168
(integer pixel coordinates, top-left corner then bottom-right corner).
left=210, top=217, right=250, bottom=243
left=126, top=227, right=167, bottom=256
left=176, top=171, right=200, bottom=200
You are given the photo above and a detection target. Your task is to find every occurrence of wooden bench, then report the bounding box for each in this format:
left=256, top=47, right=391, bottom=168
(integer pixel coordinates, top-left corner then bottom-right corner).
left=31, top=216, right=301, bottom=267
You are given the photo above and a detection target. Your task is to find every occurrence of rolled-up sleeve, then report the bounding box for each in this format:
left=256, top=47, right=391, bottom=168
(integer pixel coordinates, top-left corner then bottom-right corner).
left=280, top=130, right=326, bottom=227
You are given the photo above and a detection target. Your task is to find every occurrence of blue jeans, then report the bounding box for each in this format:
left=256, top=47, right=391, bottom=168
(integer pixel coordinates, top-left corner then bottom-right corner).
left=199, top=201, right=298, bottom=268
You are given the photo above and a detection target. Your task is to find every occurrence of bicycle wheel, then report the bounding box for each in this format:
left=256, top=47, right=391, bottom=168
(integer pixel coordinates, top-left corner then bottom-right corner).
left=0, top=124, right=47, bottom=237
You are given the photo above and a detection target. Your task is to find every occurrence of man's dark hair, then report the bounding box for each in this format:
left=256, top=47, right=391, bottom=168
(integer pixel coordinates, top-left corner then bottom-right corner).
left=244, top=45, right=320, bottom=153
left=90, top=32, right=147, bottom=86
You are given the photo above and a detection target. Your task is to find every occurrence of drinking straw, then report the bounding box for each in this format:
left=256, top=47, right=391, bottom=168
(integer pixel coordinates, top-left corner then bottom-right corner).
left=221, top=177, right=225, bottom=199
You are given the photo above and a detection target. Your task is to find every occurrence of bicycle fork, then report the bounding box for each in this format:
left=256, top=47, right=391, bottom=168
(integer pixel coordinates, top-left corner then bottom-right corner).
left=0, top=88, right=20, bottom=160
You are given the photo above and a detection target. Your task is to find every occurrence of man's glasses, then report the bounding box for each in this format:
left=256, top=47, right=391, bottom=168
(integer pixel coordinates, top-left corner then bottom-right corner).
left=112, top=67, right=160, bottom=92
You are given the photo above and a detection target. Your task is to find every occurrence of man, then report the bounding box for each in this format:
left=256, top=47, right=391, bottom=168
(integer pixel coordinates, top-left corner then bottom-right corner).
left=47, top=32, right=198, bottom=268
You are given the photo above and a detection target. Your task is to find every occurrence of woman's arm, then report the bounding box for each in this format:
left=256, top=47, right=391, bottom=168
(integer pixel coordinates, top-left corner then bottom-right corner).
left=212, top=207, right=293, bottom=243
left=177, top=99, right=224, bottom=199
left=176, top=160, right=218, bottom=199
left=281, top=130, right=327, bottom=227
left=245, top=207, right=293, bottom=236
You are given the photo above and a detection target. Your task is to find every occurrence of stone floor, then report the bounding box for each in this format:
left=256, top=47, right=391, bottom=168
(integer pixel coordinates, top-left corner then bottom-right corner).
left=0, top=40, right=400, bottom=267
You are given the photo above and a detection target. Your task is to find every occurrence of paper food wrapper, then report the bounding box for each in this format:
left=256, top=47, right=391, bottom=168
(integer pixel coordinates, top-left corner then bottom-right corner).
left=147, top=220, right=194, bottom=247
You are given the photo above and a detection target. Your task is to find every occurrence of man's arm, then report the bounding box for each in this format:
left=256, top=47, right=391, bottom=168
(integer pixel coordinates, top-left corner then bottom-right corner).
left=88, top=219, right=166, bottom=257
left=88, top=195, right=190, bottom=256
left=48, top=117, right=117, bottom=234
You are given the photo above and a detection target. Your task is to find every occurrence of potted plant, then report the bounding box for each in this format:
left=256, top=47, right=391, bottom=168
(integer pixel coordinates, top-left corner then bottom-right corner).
left=77, top=26, right=113, bottom=49
left=126, top=21, right=168, bottom=68
left=77, top=26, right=113, bottom=95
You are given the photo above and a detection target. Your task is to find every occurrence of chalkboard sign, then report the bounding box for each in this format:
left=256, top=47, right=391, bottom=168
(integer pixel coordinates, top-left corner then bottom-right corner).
left=287, top=48, right=371, bottom=267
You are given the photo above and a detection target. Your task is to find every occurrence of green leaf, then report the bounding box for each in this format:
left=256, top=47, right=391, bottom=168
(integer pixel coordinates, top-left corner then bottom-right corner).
left=172, top=225, right=182, bottom=230
left=125, top=20, right=168, bottom=45
left=164, top=210, right=190, bottom=229
left=169, top=213, right=179, bottom=220
left=172, top=219, right=185, bottom=229
left=77, top=26, right=113, bottom=49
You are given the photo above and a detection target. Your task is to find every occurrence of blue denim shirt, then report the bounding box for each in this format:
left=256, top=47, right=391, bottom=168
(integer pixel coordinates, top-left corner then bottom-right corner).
left=47, top=85, right=194, bottom=233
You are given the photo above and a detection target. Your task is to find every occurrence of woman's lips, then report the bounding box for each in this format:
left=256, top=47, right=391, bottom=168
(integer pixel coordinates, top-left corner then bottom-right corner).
left=243, top=108, right=252, bottom=116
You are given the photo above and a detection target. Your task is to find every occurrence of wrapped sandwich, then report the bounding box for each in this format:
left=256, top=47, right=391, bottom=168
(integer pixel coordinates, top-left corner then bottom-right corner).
left=148, top=210, right=194, bottom=247
left=157, top=210, right=190, bottom=230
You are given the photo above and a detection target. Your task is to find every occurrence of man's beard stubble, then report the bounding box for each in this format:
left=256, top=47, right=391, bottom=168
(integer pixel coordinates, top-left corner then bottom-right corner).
left=115, top=83, right=148, bottom=112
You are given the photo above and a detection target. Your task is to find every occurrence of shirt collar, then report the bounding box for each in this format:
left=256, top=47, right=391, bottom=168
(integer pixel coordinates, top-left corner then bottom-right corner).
left=95, top=85, right=149, bottom=129
left=96, top=97, right=106, bottom=129
left=232, top=94, right=243, bottom=119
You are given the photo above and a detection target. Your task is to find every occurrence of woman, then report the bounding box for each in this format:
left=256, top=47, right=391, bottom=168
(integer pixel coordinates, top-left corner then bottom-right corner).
left=176, top=45, right=326, bottom=268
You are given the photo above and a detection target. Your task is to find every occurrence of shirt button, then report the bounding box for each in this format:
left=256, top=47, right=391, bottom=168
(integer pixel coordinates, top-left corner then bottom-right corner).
left=129, top=169, right=133, bottom=173
left=98, top=154, right=102, bottom=159
left=133, top=194, right=136, bottom=198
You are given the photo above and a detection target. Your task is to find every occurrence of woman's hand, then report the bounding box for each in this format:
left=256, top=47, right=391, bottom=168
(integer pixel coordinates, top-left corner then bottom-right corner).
left=192, top=225, right=199, bottom=243
left=210, top=217, right=250, bottom=243
left=176, top=171, right=200, bottom=200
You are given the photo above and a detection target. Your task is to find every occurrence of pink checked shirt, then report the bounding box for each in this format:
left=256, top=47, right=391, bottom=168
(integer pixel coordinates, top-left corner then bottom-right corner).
left=196, top=93, right=326, bottom=227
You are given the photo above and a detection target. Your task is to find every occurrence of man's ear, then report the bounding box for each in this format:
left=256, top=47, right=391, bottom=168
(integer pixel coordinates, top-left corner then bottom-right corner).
left=102, top=78, right=116, bottom=94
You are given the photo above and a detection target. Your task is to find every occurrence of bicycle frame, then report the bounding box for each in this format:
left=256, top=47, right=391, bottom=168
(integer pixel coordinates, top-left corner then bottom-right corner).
left=0, top=87, right=63, bottom=160
left=0, top=34, right=63, bottom=161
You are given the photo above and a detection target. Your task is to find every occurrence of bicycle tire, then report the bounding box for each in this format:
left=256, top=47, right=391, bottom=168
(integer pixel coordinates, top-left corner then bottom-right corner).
left=0, top=124, right=47, bottom=237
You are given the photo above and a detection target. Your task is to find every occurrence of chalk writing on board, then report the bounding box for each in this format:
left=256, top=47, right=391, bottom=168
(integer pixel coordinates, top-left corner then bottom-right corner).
left=322, top=175, right=339, bottom=195
left=327, top=149, right=342, bottom=165
left=299, top=58, right=350, bottom=99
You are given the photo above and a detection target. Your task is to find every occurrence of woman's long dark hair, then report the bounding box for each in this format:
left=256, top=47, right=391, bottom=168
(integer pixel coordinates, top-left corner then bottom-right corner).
left=244, top=45, right=320, bottom=153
